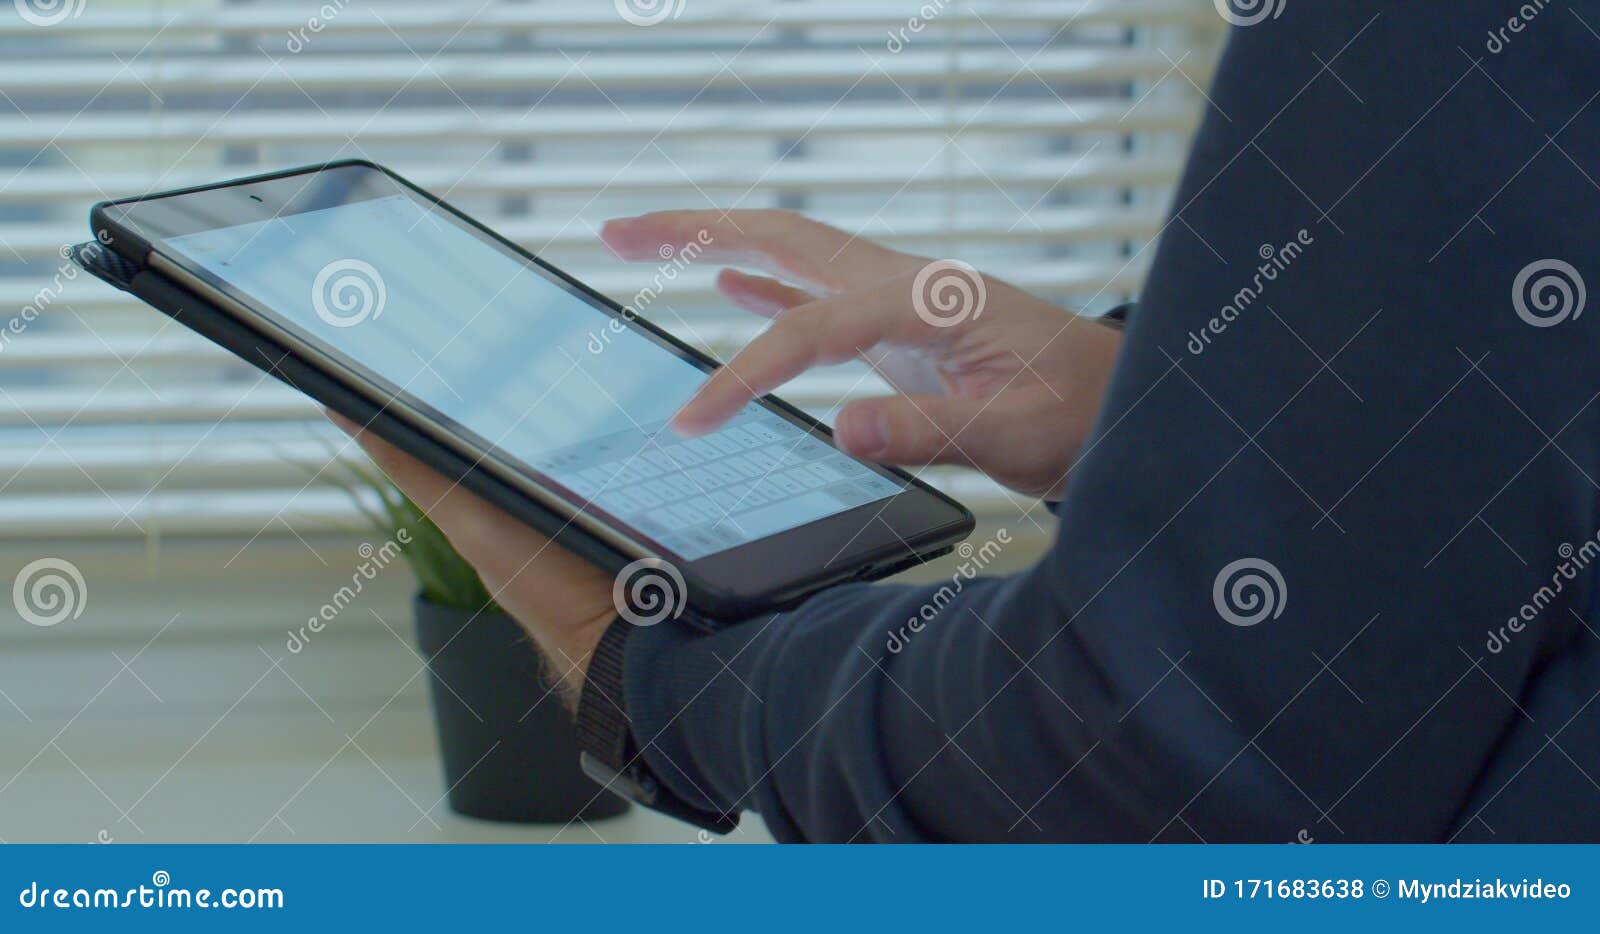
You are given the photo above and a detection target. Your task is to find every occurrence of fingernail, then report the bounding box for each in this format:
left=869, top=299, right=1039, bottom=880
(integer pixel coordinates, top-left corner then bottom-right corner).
left=843, top=407, right=888, bottom=456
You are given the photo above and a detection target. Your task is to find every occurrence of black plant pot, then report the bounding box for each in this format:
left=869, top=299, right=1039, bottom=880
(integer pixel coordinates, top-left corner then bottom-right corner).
left=413, top=595, right=629, bottom=823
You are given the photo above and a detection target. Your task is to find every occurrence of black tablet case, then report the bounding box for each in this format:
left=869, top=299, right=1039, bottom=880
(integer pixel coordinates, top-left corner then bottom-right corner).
left=68, top=239, right=701, bottom=617
left=69, top=239, right=954, bottom=626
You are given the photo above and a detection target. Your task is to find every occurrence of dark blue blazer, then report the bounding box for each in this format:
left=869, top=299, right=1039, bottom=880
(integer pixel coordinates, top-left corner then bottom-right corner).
left=622, top=1, right=1600, bottom=841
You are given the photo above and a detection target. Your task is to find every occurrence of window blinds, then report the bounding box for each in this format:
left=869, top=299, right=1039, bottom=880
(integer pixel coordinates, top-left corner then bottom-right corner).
left=0, top=0, right=1224, bottom=543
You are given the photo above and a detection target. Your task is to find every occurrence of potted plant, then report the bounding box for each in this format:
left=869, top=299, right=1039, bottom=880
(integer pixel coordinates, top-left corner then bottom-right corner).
left=333, top=455, right=628, bottom=824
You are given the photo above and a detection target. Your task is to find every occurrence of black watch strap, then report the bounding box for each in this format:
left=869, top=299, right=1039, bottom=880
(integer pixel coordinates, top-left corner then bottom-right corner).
left=1099, top=301, right=1134, bottom=330
left=575, top=618, right=739, bottom=835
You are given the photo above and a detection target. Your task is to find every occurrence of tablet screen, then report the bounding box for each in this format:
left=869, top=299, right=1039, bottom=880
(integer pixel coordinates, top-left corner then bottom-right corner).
left=161, top=193, right=902, bottom=560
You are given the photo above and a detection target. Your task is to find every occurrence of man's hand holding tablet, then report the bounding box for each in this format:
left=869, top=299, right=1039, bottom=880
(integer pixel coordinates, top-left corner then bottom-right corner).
left=335, top=208, right=1123, bottom=697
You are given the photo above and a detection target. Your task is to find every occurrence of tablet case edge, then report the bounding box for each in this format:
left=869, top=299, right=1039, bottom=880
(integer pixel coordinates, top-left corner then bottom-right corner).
left=69, top=239, right=740, bottom=631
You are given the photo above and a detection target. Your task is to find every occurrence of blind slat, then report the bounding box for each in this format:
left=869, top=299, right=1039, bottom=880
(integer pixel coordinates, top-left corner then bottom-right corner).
left=4, top=205, right=1170, bottom=258
left=0, top=154, right=1186, bottom=204
left=3, top=48, right=1206, bottom=95
left=0, top=100, right=1202, bottom=148
left=0, top=0, right=1221, bottom=536
left=0, top=1, right=1215, bottom=38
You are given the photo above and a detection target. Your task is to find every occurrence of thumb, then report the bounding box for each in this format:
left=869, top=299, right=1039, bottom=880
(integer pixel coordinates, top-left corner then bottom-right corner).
left=834, top=394, right=988, bottom=468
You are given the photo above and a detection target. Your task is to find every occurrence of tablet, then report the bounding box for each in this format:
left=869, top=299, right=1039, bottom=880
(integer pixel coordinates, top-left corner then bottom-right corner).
left=85, top=161, right=973, bottom=621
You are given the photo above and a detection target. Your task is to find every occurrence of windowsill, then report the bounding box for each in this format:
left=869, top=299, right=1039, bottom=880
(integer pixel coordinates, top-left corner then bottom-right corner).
left=0, top=702, right=772, bottom=844
left=0, top=520, right=1041, bottom=844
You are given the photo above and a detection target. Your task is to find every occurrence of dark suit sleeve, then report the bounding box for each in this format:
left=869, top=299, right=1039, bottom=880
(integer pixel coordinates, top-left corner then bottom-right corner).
left=620, top=2, right=1600, bottom=842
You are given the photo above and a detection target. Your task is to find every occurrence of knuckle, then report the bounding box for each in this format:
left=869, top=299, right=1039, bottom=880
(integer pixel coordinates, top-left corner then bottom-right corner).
left=899, top=410, right=942, bottom=452
left=769, top=305, right=820, bottom=344
left=792, top=310, right=850, bottom=362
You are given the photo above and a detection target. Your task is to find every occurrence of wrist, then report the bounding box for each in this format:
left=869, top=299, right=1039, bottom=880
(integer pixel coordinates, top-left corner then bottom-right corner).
left=573, top=617, right=740, bottom=835
left=529, top=608, right=616, bottom=711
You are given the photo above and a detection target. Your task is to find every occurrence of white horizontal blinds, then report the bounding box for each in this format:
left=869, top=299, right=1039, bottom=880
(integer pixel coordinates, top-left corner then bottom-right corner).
left=0, top=0, right=1222, bottom=540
